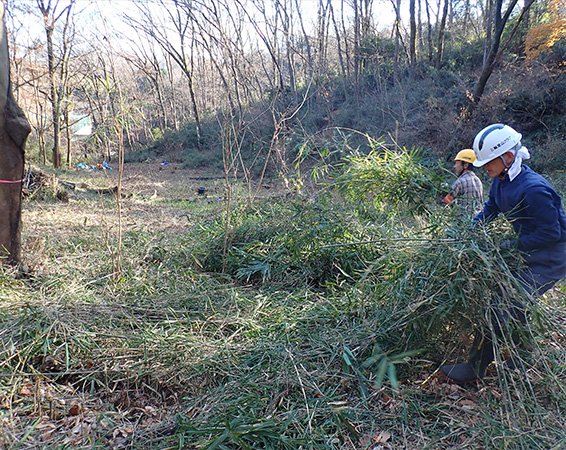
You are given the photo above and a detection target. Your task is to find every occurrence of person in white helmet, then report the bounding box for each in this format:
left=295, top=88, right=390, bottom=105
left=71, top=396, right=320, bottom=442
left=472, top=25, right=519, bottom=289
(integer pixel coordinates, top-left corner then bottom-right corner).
left=442, top=149, right=483, bottom=212
left=440, top=123, right=566, bottom=383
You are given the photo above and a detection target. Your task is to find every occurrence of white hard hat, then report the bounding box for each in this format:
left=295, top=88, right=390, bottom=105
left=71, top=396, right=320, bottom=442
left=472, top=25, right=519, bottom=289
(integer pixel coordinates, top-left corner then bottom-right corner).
left=472, top=124, right=522, bottom=167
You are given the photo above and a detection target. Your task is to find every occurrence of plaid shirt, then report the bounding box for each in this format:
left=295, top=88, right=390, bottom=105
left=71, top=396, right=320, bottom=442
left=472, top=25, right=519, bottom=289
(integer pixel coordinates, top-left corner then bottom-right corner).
left=451, top=170, right=483, bottom=210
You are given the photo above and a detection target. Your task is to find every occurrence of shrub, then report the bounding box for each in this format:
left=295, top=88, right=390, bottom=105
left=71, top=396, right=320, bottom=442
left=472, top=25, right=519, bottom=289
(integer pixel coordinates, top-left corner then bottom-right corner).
left=197, top=199, right=384, bottom=287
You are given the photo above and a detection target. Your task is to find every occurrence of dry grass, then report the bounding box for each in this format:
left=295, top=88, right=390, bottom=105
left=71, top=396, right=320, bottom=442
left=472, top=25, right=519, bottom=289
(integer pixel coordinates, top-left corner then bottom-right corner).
left=0, top=161, right=564, bottom=449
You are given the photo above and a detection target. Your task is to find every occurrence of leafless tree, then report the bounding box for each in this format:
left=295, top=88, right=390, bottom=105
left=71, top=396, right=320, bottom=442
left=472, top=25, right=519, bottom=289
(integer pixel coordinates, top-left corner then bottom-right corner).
left=435, top=0, right=449, bottom=67
left=409, top=0, right=416, bottom=64
left=124, top=0, right=203, bottom=150
left=35, top=0, right=76, bottom=168
left=424, top=0, right=433, bottom=62
left=472, top=0, right=535, bottom=104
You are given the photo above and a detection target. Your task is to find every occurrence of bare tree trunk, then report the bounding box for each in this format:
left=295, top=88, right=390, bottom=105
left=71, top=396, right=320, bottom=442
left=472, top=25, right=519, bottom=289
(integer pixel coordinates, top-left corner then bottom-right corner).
left=409, top=0, right=416, bottom=65
left=277, top=0, right=296, bottom=92
left=435, top=0, right=449, bottom=67
left=36, top=0, right=75, bottom=168
left=164, top=54, right=179, bottom=131
left=316, top=0, right=330, bottom=78
left=389, top=0, right=409, bottom=64
left=328, top=0, right=347, bottom=78
left=472, top=0, right=528, bottom=104
left=31, top=80, right=47, bottom=163
left=64, top=99, right=72, bottom=167
left=447, top=0, right=534, bottom=151
left=0, top=1, right=31, bottom=265
left=186, top=37, right=202, bottom=148
left=45, top=17, right=60, bottom=167
left=126, top=0, right=203, bottom=149
left=425, top=0, right=433, bottom=62
left=242, top=0, right=285, bottom=91
left=353, top=0, right=361, bottom=83
left=294, top=0, right=314, bottom=77
left=340, top=0, right=351, bottom=77
left=483, top=0, right=493, bottom=66
left=417, top=0, right=424, bottom=58
left=38, top=129, right=46, bottom=163
left=60, top=7, right=74, bottom=167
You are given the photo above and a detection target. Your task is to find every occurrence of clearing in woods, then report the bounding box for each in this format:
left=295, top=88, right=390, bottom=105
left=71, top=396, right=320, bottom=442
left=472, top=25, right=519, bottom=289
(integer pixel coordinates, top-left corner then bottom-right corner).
left=0, top=161, right=564, bottom=449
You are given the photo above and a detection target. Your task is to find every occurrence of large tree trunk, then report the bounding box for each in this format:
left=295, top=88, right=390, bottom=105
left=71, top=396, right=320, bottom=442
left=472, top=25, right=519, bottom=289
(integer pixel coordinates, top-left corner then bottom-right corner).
left=0, top=1, right=31, bottom=265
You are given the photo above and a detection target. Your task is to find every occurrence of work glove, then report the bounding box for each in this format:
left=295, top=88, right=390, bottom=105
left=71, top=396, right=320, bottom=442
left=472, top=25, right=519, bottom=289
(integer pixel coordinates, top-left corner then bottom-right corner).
left=500, top=239, right=517, bottom=250
left=441, top=193, right=454, bottom=205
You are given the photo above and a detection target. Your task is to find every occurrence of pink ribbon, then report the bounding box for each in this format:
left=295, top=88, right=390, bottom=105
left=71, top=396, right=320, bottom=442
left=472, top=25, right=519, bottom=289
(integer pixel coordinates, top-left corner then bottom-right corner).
left=0, top=179, right=24, bottom=184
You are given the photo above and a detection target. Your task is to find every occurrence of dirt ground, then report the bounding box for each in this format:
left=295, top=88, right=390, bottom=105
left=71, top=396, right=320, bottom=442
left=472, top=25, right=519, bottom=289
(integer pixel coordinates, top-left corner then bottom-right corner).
left=23, top=162, right=227, bottom=239
left=20, top=161, right=278, bottom=277
left=70, top=161, right=227, bottom=200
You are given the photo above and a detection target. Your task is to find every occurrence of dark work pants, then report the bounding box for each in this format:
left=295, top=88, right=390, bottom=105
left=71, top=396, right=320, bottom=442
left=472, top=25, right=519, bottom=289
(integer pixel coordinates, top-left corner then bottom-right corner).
left=479, top=244, right=565, bottom=368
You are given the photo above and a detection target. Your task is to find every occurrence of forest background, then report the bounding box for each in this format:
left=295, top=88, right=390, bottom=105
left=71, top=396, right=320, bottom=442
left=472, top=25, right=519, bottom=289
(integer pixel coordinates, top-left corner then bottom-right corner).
left=1, top=0, right=565, bottom=448
left=8, top=0, right=565, bottom=174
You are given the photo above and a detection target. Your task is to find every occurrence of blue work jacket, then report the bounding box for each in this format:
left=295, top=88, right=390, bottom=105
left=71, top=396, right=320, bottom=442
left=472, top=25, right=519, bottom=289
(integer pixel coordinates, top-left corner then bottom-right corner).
left=475, top=165, right=566, bottom=288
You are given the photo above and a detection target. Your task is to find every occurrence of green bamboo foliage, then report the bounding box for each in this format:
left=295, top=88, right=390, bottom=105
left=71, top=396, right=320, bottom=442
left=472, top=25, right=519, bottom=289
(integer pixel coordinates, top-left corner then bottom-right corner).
left=334, top=146, right=441, bottom=215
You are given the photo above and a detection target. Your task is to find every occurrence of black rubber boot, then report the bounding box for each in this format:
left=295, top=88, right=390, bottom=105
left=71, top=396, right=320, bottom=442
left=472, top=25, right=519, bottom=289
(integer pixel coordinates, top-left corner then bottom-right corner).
left=440, top=362, right=479, bottom=383
left=440, top=335, right=494, bottom=383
